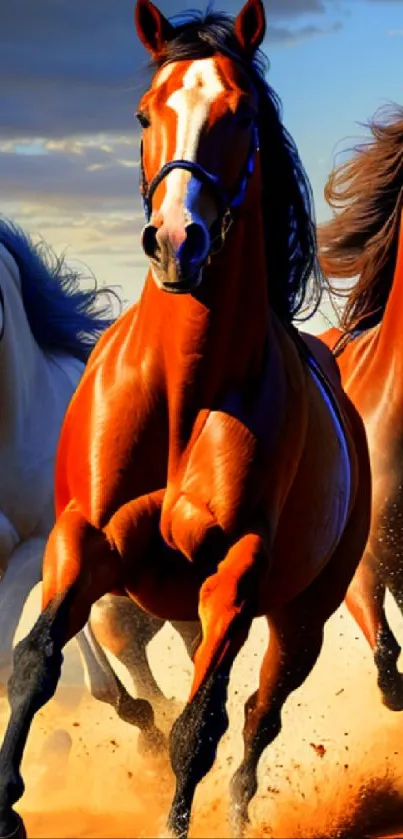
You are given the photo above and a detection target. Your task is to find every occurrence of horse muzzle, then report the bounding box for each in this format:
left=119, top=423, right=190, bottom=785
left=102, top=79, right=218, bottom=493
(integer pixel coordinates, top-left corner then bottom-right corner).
left=142, top=219, right=210, bottom=294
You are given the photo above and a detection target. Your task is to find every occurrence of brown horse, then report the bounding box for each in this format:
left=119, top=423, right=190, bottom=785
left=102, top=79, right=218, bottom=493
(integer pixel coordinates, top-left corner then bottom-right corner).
left=320, top=105, right=403, bottom=713
left=0, top=1, right=371, bottom=837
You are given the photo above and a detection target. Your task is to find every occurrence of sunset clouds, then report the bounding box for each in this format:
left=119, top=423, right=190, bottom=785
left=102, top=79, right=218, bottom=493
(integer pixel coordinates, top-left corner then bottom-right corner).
left=2, top=0, right=402, bottom=317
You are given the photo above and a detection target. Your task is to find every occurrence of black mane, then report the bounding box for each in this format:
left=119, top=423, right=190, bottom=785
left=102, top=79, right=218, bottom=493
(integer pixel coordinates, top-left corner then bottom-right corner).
left=150, top=8, right=324, bottom=323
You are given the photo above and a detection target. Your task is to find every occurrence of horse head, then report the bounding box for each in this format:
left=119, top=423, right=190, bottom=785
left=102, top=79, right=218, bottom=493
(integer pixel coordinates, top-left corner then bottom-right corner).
left=135, top=0, right=265, bottom=293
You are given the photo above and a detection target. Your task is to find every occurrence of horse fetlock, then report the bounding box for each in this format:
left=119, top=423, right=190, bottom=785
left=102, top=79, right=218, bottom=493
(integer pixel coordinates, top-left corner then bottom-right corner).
left=117, top=692, right=154, bottom=727
left=0, top=811, right=26, bottom=839
left=230, top=765, right=257, bottom=836
left=378, top=671, right=403, bottom=712
left=375, top=633, right=403, bottom=711
left=116, top=692, right=167, bottom=753
left=0, top=774, right=25, bottom=839
left=230, top=761, right=257, bottom=808
left=0, top=769, right=24, bottom=814
left=374, top=633, right=401, bottom=668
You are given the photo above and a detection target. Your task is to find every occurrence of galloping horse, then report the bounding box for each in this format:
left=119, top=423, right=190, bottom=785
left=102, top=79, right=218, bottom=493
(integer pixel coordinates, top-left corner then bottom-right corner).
left=0, top=220, right=113, bottom=689
left=319, top=106, right=403, bottom=712
left=0, top=220, right=183, bottom=727
left=0, top=2, right=371, bottom=838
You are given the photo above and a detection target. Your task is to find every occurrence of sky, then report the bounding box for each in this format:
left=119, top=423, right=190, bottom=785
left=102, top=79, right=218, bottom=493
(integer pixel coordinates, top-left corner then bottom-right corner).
left=1, top=0, right=403, bottom=332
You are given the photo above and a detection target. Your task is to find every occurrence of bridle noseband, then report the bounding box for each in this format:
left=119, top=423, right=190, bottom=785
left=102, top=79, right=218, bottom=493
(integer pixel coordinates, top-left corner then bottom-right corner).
left=139, top=124, right=259, bottom=256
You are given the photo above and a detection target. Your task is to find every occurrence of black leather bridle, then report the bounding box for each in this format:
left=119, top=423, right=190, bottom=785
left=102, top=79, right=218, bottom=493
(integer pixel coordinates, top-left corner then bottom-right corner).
left=139, top=124, right=259, bottom=256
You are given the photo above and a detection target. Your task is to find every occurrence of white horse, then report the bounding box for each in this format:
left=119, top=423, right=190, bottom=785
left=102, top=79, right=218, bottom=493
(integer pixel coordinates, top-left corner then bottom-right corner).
left=0, top=220, right=198, bottom=733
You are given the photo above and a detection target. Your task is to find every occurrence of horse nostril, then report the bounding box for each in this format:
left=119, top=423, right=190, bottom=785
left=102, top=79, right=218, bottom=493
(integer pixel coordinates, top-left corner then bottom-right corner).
left=142, top=224, right=159, bottom=259
left=179, top=223, right=210, bottom=266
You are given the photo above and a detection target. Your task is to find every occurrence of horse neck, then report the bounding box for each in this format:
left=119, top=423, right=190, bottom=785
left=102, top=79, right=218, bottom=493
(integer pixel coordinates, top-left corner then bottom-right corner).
left=0, top=291, right=47, bottom=445
left=376, top=214, right=403, bottom=375
left=134, top=190, right=270, bottom=465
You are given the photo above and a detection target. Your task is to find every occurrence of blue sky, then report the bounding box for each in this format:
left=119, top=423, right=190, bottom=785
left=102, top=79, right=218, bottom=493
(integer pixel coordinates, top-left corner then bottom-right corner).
left=1, top=0, right=402, bottom=331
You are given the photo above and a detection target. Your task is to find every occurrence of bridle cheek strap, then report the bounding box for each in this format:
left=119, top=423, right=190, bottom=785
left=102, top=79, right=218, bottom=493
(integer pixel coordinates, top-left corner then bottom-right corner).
left=139, top=125, right=259, bottom=255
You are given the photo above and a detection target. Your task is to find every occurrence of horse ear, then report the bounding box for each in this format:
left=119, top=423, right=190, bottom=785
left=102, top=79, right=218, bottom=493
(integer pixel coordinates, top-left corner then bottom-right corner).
left=135, top=0, right=175, bottom=58
left=234, top=0, right=266, bottom=55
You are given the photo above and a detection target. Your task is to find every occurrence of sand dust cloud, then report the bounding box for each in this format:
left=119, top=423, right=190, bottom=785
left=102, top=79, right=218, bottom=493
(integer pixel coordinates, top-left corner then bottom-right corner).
left=1, top=585, right=403, bottom=838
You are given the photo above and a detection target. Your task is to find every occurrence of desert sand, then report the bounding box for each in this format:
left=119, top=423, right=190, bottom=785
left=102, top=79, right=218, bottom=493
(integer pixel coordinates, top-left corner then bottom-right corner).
left=2, top=584, right=403, bottom=838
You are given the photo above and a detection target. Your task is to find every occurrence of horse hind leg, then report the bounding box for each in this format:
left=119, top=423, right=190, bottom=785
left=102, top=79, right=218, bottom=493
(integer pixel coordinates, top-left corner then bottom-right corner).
left=344, top=547, right=403, bottom=711
left=170, top=619, right=201, bottom=662
left=88, top=594, right=179, bottom=734
left=229, top=610, right=323, bottom=837
left=76, top=618, right=166, bottom=754
left=166, top=532, right=264, bottom=839
left=230, top=493, right=371, bottom=838
left=0, top=500, right=164, bottom=839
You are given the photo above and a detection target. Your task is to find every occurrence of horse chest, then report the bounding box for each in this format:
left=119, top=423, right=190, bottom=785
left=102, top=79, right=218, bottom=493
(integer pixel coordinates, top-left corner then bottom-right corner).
left=0, top=448, right=54, bottom=541
left=65, top=372, right=169, bottom=525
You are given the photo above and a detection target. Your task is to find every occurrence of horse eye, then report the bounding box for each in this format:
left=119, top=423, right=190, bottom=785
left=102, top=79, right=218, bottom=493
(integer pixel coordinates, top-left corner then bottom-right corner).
left=238, top=115, right=254, bottom=130
left=136, top=111, right=151, bottom=129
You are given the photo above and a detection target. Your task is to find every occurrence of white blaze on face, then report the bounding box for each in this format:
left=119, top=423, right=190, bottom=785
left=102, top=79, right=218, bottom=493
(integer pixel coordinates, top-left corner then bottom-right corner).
left=158, top=58, right=224, bottom=221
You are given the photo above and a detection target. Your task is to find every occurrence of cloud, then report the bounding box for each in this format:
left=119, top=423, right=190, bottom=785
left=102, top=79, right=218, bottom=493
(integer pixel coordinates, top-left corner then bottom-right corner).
left=1, top=0, right=344, bottom=139
left=0, top=135, right=147, bottom=291
left=0, top=136, right=143, bottom=210
left=0, top=0, right=346, bottom=301
left=268, top=20, right=343, bottom=43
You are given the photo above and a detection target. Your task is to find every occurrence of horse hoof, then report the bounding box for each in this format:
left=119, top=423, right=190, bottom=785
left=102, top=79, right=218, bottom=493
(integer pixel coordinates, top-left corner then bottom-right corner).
left=138, top=726, right=168, bottom=757
left=379, top=675, right=403, bottom=712
left=382, top=692, right=403, bottom=712
left=0, top=813, right=27, bottom=839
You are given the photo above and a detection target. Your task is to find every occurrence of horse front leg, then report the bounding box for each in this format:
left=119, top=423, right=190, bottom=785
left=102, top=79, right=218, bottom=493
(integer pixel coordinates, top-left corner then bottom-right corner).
left=0, top=538, right=45, bottom=693
left=345, top=546, right=403, bottom=710
left=75, top=618, right=166, bottom=754
left=0, top=506, right=120, bottom=838
left=0, top=493, right=165, bottom=839
left=166, top=533, right=266, bottom=839
left=229, top=611, right=323, bottom=837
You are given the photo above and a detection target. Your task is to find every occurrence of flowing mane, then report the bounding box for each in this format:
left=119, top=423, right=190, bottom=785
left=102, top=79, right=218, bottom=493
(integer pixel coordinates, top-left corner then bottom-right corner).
left=318, top=104, right=403, bottom=334
left=145, top=8, right=324, bottom=323
left=0, top=219, right=119, bottom=362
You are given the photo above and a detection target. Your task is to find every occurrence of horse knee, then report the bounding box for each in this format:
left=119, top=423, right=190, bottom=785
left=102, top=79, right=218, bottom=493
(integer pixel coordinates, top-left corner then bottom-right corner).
left=162, top=494, right=227, bottom=563
left=9, top=615, right=63, bottom=713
